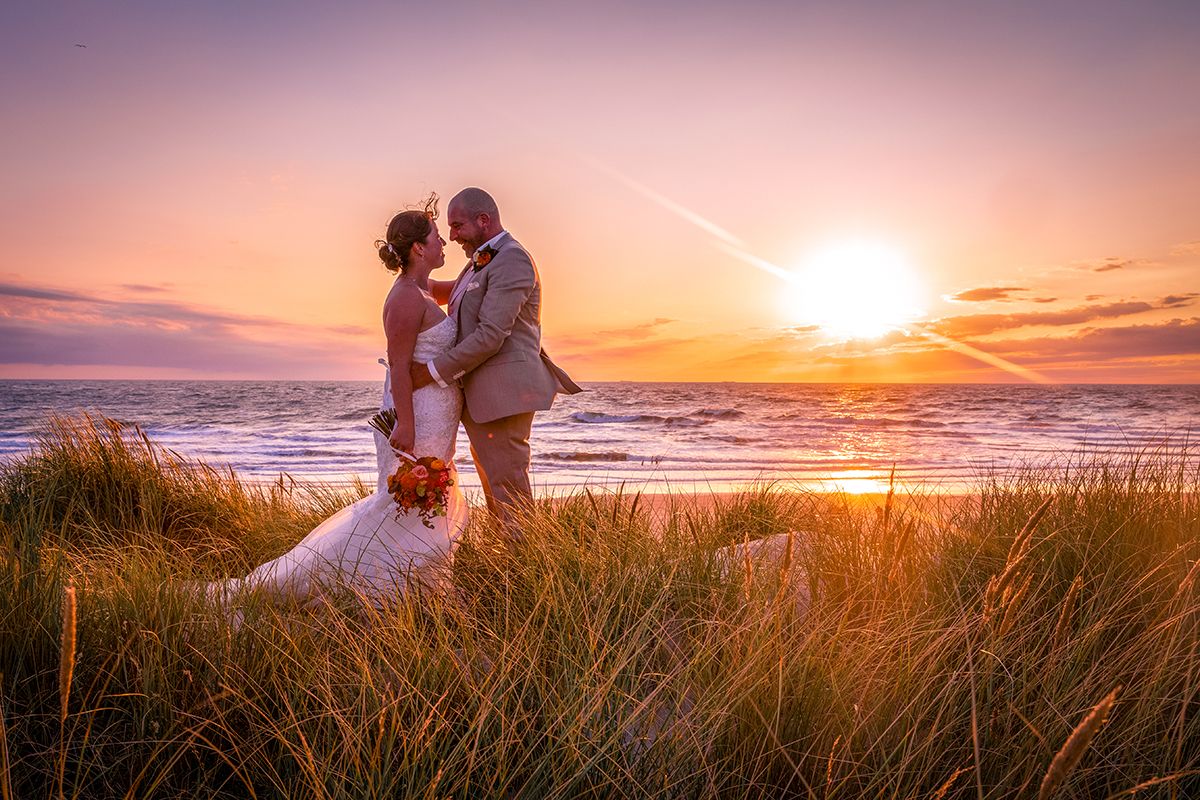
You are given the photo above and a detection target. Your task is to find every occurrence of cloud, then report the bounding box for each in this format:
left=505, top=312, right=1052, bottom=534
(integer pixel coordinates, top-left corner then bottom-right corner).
left=928, top=300, right=1158, bottom=339
left=0, top=317, right=365, bottom=375
left=1074, top=257, right=1154, bottom=273
left=944, top=287, right=1054, bottom=306
left=594, top=318, right=676, bottom=340
left=0, top=278, right=375, bottom=377
left=328, top=324, right=374, bottom=336
left=552, top=314, right=1200, bottom=382
left=553, top=334, right=703, bottom=363
left=550, top=325, right=831, bottom=381
left=548, top=331, right=743, bottom=381
left=987, top=318, right=1200, bottom=362
left=1161, top=293, right=1199, bottom=309
left=119, top=284, right=171, bottom=294
left=1171, top=241, right=1200, bottom=257
left=804, top=318, right=1200, bottom=381
left=0, top=282, right=90, bottom=303
left=0, top=278, right=360, bottom=335
left=808, top=329, right=921, bottom=356
left=948, top=286, right=1028, bottom=302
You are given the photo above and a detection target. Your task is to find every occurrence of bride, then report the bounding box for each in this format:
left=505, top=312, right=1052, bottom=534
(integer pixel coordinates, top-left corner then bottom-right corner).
left=207, top=195, right=468, bottom=605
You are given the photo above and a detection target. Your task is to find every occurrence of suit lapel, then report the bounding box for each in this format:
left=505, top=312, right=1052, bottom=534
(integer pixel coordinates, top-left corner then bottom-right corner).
left=448, top=262, right=472, bottom=319
left=450, top=234, right=514, bottom=321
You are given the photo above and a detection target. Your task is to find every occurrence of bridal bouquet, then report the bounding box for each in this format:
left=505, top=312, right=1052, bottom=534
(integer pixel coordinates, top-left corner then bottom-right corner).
left=369, top=409, right=454, bottom=528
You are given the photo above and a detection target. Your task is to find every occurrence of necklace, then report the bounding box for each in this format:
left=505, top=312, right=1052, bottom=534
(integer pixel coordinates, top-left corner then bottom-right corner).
left=396, top=275, right=431, bottom=293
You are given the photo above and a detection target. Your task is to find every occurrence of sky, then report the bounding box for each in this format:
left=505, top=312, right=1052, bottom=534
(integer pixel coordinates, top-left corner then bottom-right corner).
left=1, top=0, right=1197, bottom=383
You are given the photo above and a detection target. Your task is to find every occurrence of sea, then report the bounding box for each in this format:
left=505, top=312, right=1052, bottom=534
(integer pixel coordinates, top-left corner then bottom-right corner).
left=0, top=381, right=1196, bottom=495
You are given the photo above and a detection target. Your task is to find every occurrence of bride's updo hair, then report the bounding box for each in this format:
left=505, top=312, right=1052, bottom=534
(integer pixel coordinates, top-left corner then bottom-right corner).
left=376, top=193, right=439, bottom=274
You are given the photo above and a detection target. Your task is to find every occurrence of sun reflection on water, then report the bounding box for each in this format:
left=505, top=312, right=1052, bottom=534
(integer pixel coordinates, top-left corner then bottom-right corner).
left=822, top=472, right=894, bottom=495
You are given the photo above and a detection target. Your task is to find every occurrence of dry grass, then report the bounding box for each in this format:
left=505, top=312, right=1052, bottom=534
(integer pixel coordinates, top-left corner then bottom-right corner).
left=0, top=414, right=1198, bottom=798
left=1038, top=685, right=1121, bottom=800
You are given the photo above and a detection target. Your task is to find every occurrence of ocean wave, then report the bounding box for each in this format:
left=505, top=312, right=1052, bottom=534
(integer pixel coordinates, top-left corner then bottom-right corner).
left=696, top=408, right=744, bottom=419
left=570, top=411, right=709, bottom=427
left=570, top=411, right=643, bottom=424
left=258, top=448, right=356, bottom=459
left=779, top=413, right=947, bottom=429
left=334, top=406, right=381, bottom=422
left=847, top=415, right=947, bottom=429
left=5, top=382, right=1194, bottom=492
left=543, top=451, right=633, bottom=462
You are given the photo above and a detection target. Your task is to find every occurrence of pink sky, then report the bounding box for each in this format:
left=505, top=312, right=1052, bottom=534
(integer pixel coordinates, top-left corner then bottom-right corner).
left=1, top=1, right=1197, bottom=382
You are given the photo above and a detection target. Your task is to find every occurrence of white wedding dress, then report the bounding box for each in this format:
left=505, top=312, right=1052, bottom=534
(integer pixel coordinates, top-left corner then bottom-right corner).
left=207, top=316, right=468, bottom=605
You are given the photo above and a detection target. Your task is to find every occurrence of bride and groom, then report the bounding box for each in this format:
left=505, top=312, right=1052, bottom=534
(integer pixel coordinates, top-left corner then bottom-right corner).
left=208, top=187, right=580, bottom=604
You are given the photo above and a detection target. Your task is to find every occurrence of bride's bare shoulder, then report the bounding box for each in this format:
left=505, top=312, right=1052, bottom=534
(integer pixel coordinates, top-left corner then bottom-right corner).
left=384, top=282, right=447, bottom=334
left=382, top=281, right=426, bottom=326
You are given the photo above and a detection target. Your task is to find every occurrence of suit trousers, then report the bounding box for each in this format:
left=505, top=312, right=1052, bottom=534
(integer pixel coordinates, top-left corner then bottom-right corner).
left=462, top=405, right=535, bottom=529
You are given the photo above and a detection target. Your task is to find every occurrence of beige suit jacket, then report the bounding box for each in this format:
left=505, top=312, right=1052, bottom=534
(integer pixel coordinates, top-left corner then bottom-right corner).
left=433, top=233, right=581, bottom=424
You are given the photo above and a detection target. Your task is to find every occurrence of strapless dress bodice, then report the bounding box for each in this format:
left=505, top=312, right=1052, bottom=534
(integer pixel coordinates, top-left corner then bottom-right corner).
left=376, top=315, right=462, bottom=485
left=413, top=316, right=457, bottom=362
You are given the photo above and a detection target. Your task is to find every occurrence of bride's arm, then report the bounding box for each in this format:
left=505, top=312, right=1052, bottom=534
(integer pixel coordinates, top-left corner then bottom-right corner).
left=382, top=287, right=426, bottom=453
left=427, top=278, right=455, bottom=306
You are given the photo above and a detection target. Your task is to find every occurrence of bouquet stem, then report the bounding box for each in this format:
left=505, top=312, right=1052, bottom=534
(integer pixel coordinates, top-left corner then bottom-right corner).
left=369, top=408, right=397, bottom=439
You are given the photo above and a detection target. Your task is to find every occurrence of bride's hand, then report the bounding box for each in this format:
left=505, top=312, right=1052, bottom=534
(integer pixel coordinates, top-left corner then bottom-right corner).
left=389, top=421, right=414, bottom=454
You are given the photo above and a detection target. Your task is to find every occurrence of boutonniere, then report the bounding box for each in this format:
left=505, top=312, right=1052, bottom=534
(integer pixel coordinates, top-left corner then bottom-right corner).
left=472, top=245, right=498, bottom=272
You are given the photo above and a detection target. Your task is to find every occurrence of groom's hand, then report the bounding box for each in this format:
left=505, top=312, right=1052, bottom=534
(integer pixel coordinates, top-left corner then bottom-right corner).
left=410, top=361, right=434, bottom=389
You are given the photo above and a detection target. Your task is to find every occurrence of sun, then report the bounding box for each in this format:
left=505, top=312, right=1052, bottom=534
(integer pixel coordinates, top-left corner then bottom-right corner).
left=784, top=240, right=925, bottom=340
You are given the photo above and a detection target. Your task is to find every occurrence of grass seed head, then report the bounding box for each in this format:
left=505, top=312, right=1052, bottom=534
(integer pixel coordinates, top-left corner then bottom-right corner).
left=1037, top=685, right=1121, bottom=800
left=59, top=584, right=77, bottom=725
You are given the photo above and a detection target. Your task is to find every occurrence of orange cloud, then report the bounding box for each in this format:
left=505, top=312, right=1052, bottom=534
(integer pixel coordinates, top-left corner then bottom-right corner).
left=801, top=318, right=1200, bottom=382
left=948, top=286, right=1029, bottom=302
left=594, top=318, right=677, bottom=340
left=1162, top=293, right=1200, bottom=308
left=982, top=317, right=1200, bottom=362
left=928, top=300, right=1167, bottom=339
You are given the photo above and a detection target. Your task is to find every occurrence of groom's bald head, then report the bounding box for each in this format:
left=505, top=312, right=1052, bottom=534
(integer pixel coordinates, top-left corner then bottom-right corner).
left=450, top=187, right=499, bottom=220
left=447, top=187, right=503, bottom=257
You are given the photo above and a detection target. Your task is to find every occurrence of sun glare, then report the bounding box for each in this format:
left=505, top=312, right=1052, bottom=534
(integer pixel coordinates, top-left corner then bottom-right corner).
left=785, top=241, right=925, bottom=340
left=825, top=473, right=894, bottom=495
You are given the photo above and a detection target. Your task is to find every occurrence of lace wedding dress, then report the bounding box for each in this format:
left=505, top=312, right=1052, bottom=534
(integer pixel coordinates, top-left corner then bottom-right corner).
left=208, top=316, right=467, bottom=604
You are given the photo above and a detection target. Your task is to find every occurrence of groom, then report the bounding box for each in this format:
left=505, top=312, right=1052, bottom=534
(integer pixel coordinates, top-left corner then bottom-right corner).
left=412, top=187, right=581, bottom=531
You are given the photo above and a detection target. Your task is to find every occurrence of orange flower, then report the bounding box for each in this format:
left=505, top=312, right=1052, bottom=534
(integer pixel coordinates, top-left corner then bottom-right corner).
left=472, top=245, right=498, bottom=271
left=386, top=457, right=453, bottom=529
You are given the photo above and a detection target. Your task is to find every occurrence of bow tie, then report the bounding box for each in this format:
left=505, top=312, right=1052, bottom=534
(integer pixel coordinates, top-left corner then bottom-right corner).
left=472, top=245, right=498, bottom=272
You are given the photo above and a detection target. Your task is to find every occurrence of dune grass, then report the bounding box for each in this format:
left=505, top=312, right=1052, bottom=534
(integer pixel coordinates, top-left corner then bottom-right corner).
left=1, top=414, right=1199, bottom=798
